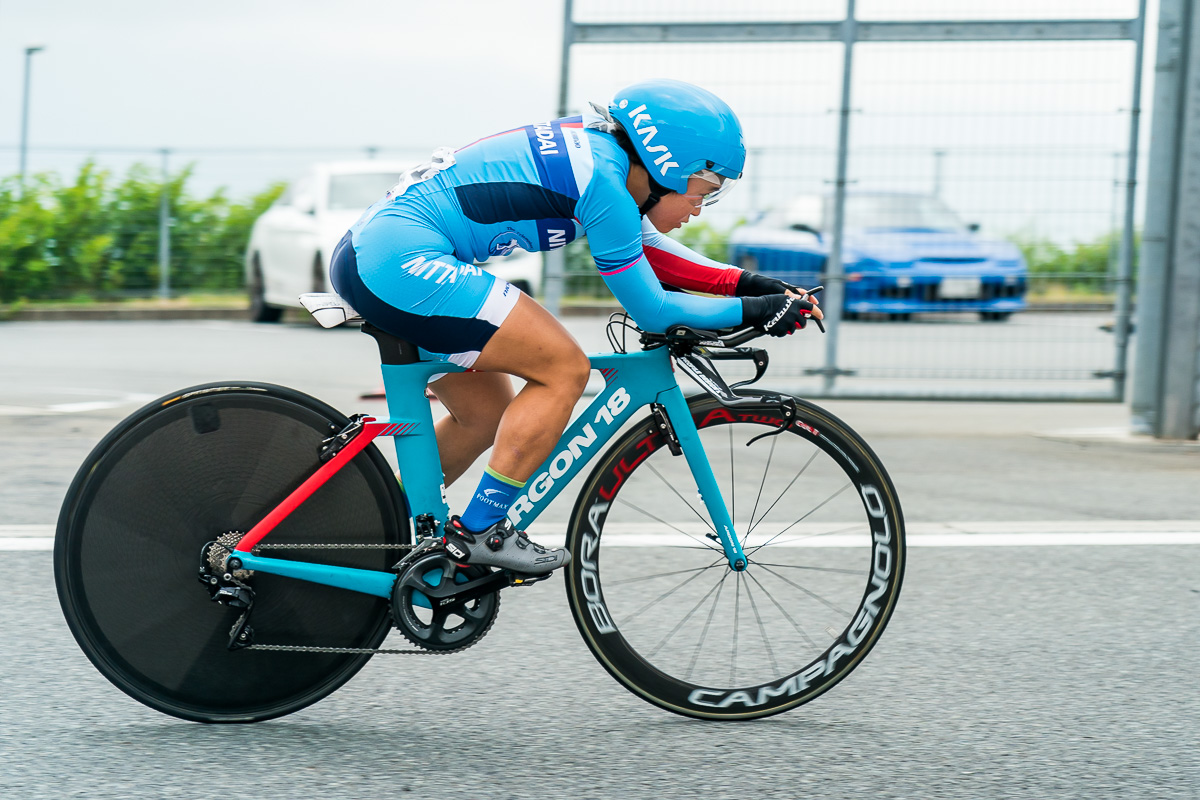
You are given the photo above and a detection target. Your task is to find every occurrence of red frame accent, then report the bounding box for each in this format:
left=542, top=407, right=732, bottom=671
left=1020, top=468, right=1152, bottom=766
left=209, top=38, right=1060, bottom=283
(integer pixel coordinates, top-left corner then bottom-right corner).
left=234, top=420, right=387, bottom=553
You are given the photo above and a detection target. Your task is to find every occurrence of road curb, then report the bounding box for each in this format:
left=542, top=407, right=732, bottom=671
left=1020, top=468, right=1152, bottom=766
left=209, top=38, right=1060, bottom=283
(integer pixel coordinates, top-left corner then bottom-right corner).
left=0, top=306, right=328, bottom=323
left=3, top=307, right=252, bottom=322
left=2, top=302, right=1112, bottom=322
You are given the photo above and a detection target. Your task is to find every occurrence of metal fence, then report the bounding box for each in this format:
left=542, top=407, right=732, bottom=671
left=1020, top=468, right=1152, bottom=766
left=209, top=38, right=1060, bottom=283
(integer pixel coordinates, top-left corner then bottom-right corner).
left=553, top=0, right=1148, bottom=400
left=0, top=145, right=429, bottom=302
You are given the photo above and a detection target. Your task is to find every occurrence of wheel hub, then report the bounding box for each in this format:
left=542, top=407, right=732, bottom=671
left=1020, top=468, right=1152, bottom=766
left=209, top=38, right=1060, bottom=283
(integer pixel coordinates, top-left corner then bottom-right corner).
left=204, top=531, right=254, bottom=580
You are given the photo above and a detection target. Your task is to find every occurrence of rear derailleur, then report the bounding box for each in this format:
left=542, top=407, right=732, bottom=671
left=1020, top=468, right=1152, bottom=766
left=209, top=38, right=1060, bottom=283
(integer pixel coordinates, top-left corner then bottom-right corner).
left=197, top=533, right=257, bottom=650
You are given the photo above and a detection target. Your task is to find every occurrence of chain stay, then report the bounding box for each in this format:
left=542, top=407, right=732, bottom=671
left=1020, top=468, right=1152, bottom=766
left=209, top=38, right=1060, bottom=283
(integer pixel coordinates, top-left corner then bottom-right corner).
left=223, top=539, right=487, bottom=656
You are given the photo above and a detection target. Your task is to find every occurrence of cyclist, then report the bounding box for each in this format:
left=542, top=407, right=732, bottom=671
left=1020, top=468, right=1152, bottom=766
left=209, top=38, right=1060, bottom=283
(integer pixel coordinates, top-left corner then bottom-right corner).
left=329, top=79, right=822, bottom=577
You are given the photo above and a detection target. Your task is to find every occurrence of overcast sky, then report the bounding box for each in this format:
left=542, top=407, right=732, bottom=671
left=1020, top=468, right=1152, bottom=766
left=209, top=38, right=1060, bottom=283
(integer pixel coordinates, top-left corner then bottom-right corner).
left=0, top=0, right=568, bottom=151
left=0, top=0, right=1155, bottom=242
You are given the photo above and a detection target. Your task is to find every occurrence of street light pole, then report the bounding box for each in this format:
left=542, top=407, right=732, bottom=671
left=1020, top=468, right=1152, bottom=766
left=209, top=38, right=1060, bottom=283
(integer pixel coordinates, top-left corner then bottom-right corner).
left=19, top=45, right=45, bottom=194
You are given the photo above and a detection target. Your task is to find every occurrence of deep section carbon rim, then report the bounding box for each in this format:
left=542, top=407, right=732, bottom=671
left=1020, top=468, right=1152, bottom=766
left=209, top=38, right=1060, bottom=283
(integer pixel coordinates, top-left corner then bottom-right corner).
left=54, top=383, right=409, bottom=723
left=566, top=393, right=904, bottom=720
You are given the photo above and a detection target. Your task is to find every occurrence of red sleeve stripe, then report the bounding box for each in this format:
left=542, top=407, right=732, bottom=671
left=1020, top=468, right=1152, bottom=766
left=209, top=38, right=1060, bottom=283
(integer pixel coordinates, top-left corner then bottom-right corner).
left=643, top=246, right=741, bottom=296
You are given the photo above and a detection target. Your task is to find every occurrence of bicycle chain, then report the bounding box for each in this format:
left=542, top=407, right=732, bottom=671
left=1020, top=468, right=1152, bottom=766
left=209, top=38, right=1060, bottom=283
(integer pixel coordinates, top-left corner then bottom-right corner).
left=220, top=539, right=487, bottom=657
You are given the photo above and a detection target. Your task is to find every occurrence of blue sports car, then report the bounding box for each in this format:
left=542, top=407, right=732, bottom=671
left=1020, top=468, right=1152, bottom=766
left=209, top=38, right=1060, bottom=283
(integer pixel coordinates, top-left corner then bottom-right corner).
left=727, top=192, right=1027, bottom=321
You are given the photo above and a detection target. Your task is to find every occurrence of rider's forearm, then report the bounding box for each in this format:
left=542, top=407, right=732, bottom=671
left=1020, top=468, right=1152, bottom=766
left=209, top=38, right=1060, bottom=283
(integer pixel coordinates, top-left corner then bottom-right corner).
left=601, top=254, right=744, bottom=333
left=640, top=220, right=741, bottom=296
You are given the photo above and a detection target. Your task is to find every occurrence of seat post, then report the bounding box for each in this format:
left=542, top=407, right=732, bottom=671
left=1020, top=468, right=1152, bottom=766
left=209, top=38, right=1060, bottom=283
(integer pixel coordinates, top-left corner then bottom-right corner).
left=360, top=322, right=422, bottom=366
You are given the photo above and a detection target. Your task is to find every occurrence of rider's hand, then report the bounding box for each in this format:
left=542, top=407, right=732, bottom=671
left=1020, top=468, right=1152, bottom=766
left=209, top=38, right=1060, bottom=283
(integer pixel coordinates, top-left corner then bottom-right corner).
left=736, top=271, right=794, bottom=297
left=741, top=294, right=822, bottom=337
left=736, top=271, right=821, bottom=308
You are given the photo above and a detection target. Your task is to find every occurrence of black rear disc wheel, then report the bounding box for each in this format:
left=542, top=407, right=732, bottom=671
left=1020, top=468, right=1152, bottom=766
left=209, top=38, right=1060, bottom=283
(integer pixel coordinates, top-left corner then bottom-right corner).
left=565, top=393, right=904, bottom=720
left=54, top=382, right=409, bottom=723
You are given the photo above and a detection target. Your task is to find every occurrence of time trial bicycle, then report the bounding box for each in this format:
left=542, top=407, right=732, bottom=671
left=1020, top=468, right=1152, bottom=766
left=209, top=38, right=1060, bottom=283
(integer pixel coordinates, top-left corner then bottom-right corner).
left=55, top=292, right=904, bottom=722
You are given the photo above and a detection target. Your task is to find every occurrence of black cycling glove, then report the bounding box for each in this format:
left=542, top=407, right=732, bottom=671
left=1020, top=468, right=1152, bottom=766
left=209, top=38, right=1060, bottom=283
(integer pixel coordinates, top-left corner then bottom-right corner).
left=741, top=294, right=817, bottom=337
left=735, top=270, right=795, bottom=297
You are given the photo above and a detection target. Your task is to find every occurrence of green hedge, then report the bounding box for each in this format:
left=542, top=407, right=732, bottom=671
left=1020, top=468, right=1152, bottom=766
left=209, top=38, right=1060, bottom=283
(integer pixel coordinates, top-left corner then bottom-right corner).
left=1009, top=231, right=1137, bottom=293
left=3, top=163, right=1134, bottom=305
left=560, top=219, right=736, bottom=300
left=0, top=163, right=283, bottom=303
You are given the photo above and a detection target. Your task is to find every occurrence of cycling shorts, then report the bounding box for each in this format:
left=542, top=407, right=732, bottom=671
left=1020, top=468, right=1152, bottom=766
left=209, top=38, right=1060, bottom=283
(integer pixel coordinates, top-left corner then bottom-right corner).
left=329, top=214, right=520, bottom=369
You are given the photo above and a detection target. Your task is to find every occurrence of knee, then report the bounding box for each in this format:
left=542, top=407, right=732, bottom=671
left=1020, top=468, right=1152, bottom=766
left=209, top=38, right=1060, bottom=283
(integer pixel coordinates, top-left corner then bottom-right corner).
left=559, top=345, right=588, bottom=398
left=555, top=346, right=591, bottom=400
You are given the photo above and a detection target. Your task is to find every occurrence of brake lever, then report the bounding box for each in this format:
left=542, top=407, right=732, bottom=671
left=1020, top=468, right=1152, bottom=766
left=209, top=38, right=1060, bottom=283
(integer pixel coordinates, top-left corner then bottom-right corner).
left=794, top=284, right=826, bottom=333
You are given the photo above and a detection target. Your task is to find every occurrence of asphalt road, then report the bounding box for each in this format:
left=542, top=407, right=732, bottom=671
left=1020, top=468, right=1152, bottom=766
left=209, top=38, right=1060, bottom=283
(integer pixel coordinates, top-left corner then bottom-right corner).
left=1, top=319, right=1197, bottom=799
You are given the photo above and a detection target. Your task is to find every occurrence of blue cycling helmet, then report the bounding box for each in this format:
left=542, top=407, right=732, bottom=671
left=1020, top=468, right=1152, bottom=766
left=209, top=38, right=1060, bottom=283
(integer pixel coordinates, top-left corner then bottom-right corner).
left=608, top=79, right=745, bottom=204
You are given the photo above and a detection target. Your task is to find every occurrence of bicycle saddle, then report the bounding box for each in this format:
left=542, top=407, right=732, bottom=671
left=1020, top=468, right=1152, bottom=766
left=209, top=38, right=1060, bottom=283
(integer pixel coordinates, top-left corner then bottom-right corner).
left=300, top=293, right=362, bottom=328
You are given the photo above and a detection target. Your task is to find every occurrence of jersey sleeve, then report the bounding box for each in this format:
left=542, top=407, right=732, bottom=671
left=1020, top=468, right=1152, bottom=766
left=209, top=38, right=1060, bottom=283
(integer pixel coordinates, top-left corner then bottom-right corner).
left=573, top=157, right=744, bottom=333
left=640, top=217, right=742, bottom=296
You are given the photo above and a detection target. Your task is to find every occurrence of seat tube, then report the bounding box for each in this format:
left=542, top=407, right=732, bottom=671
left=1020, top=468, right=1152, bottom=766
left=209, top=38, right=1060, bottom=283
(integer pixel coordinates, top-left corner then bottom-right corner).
left=381, top=361, right=459, bottom=527
left=655, top=386, right=748, bottom=571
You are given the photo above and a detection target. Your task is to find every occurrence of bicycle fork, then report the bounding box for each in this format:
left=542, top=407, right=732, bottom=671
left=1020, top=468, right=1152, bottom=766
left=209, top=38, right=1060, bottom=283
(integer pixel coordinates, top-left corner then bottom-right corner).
left=654, top=386, right=748, bottom=571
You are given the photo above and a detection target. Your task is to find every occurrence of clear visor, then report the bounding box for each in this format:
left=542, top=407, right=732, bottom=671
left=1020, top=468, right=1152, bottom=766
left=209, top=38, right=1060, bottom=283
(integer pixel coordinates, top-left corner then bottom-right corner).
left=690, top=168, right=738, bottom=206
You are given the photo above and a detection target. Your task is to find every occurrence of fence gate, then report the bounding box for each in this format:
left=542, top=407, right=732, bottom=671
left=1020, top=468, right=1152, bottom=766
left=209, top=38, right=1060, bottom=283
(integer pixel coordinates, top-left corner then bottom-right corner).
left=552, top=0, right=1147, bottom=400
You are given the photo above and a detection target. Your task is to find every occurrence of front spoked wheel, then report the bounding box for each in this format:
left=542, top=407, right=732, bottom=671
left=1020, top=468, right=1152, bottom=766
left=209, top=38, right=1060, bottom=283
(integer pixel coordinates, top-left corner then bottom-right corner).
left=565, top=392, right=904, bottom=720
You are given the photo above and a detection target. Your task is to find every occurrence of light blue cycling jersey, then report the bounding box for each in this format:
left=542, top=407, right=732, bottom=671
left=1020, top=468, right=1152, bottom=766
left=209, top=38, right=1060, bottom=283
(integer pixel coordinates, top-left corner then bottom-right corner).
left=347, top=114, right=744, bottom=335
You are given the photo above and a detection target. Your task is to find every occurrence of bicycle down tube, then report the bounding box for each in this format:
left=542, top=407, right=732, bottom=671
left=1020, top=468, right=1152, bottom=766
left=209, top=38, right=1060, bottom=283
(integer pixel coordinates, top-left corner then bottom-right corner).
left=230, top=345, right=748, bottom=597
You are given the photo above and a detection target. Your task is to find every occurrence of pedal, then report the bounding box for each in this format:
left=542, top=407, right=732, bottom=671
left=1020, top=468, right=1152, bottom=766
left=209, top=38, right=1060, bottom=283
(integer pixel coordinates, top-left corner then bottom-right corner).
left=510, top=572, right=552, bottom=587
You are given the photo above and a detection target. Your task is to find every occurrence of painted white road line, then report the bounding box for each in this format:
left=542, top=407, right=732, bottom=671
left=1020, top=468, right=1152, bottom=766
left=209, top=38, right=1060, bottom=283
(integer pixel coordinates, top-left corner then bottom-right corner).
left=5, top=522, right=1200, bottom=551
left=596, top=531, right=1200, bottom=548
left=0, top=392, right=155, bottom=417
left=0, top=538, right=53, bottom=550
left=0, top=525, right=54, bottom=537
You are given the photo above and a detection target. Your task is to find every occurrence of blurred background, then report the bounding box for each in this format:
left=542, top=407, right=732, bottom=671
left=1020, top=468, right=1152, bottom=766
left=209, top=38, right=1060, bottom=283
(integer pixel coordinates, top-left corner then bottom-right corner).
left=2, top=6, right=1198, bottom=796
left=1, top=0, right=1196, bottom=433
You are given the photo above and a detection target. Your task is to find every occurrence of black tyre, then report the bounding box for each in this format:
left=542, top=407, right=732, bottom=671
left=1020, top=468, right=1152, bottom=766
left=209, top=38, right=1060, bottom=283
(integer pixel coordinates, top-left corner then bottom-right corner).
left=565, top=392, right=904, bottom=720
left=55, top=382, right=409, bottom=723
left=980, top=311, right=1012, bottom=322
left=248, top=255, right=283, bottom=323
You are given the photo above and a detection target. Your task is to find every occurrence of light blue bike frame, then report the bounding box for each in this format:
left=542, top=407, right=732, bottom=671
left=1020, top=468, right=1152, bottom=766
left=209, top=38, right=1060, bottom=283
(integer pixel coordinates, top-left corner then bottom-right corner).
left=232, top=346, right=746, bottom=597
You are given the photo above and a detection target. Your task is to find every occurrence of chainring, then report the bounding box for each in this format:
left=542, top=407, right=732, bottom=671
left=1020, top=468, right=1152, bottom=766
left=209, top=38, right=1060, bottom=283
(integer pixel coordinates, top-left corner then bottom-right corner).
left=391, top=551, right=500, bottom=652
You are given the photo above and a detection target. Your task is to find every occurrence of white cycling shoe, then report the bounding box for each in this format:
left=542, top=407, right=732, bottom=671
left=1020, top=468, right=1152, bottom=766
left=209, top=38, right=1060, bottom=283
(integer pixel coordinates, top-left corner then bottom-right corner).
left=442, top=517, right=570, bottom=576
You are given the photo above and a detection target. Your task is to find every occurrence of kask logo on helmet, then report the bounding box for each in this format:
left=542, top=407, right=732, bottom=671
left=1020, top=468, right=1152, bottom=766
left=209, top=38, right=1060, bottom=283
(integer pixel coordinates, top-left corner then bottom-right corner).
left=616, top=99, right=680, bottom=178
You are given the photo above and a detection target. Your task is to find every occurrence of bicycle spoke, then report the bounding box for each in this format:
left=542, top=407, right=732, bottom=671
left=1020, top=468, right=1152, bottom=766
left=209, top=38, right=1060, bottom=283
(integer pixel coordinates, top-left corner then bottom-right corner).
left=746, top=435, right=778, bottom=545
left=729, top=572, right=742, bottom=685
left=745, top=570, right=820, bottom=651
left=644, top=461, right=718, bottom=536
left=746, top=448, right=820, bottom=537
left=742, top=576, right=781, bottom=678
left=758, top=563, right=853, bottom=619
left=615, top=498, right=723, bottom=554
left=608, top=562, right=728, bottom=587
left=749, top=522, right=867, bottom=552
left=747, top=482, right=853, bottom=556
left=684, top=572, right=729, bottom=681
left=619, top=554, right=727, bottom=628
left=646, top=571, right=728, bottom=660
left=749, top=562, right=863, bottom=576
